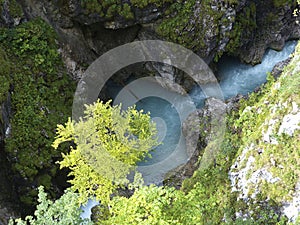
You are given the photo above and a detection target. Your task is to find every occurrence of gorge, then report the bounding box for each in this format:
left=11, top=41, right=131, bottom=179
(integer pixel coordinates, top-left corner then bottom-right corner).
left=80, top=40, right=297, bottom=220
left=0, top=0, right=299, bottom=224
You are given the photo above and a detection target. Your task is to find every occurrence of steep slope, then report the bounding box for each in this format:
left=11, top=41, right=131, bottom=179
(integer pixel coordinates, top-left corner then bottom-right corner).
left=229, top=42, right=300, bottom=223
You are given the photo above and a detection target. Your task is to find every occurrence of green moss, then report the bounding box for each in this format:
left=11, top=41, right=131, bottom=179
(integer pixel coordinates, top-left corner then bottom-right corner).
left=156, top=0, right=237, bottom=60
left=7, top=0, right=23, bottom=18
left=158, top=1, right=207, bottom=50
left=37, top=174, right=52, bottom=188
left=19, top=189, right=39, bottom=206
left=80, top=0, right=173, bottom=19
left=180, top=112, right=241, bottom=224
left=0, top=0, right=23, bottom=19
left=181, top=43, right=300, bottom=223
left=230, top=43, right=300, bottom=205
left=0, top=18, right=75, bottom=206
left=130, top=0, right=173, bottom=8
left=118, top=3, right=134, bottom=20
left=226, top=2, right=257, bottom=55
left=81, top=0, right=238, bottom=60
left=273, top=0, right=294, bottom=8
left=0, top=48, right=11, bottom=103
left=156, top=0, right=197, bottom=50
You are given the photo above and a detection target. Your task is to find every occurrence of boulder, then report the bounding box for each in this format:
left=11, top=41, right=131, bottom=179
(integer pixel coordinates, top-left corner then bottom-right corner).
left=164, top=97, right=227, bottom=188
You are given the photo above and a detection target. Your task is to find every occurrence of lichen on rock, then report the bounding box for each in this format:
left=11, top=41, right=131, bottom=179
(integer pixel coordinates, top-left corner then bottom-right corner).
left=228, top=42, right=300, bottom=222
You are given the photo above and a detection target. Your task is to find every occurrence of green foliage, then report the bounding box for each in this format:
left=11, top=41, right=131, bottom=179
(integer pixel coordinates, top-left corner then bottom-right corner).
left=232, top=209, right=288, bottom=225
left=1, top=18, right=60, bottom=72
left=156, top=0, right=234, bottom=59
left=93, top=120, right=238, bottom=224
left=130, top=0, right=173, bottom=8
left=226, top=2, right=257, bottom=55
left=80, top=0, right=173, bottom=19
left=98, top=169, right=231, bottom=225
left=87, top=44, right=300, bottom=225
left=156, top=0, right=196, bottom=50
left=100, top=185, right=180, bottom=224
left=221, top=43, right=300, bottom=223
left=53, top=100, right=158, bottom=204
left=273, top=0, right=294, bottom=8
left=81, top=0, right=124, bottom=19
left=231, top=49, right=300, bottom=202
left=7, top=0, right=23, bottom=18
left=0, top=48, right=11, bottom=103
left=118, top=3, right=134, bottom=20
left=9, top=186, right=92, bottom=225
left=0, top=18, right=75, bottom=206
left=0, top=0, right=23, bottom=19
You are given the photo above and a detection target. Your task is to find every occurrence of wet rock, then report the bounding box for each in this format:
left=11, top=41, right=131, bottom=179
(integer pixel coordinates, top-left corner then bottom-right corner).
left=164, top=97, right=226, bottom=188
left=182, top=109, right=203, bottom=158
left=0, top=93, right=11, bottom=143
left=226, top=94, right=245, bottom=112
left=236, top=1, right=300, bottom=64
left=271, top=57, right=292, bottom=79
left=182, top=97, right=227, bottom=155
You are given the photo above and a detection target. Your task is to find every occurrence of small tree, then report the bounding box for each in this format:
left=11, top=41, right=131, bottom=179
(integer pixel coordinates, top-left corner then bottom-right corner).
left=52, top=100, right=158, bottom=204
left=9, top=186, right=92, bottom=225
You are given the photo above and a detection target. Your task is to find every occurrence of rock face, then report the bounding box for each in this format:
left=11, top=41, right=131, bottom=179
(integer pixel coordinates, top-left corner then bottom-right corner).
left=271, top=57, right=292, bottom=79
left=228, top=43, right=300, bottom=223
left=0, top=94, right=11, bottom=143
left=234, top=0, right=300, bottom=64
left=55, top=0, right=238, bottom=63
left=16, top=0, right=299, bottom=77
left=164, top=97, right=227, bottom=188
left=0, top=0, right=299, bottom=222
left=0, top=0, right=24, bottom=27
left=0, top=121, right=20, bottom=225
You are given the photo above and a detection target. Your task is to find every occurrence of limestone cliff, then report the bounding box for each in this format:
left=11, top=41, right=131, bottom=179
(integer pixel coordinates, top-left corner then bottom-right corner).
left=228, top=42, right=300, bottom=223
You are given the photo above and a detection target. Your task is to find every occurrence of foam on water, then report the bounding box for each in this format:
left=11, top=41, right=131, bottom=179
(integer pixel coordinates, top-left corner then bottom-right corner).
left=81, top=41, right=297, bottom=218
left=216, top=41, right=297, bottom=99
left=138, top=41, right=297, bottom=166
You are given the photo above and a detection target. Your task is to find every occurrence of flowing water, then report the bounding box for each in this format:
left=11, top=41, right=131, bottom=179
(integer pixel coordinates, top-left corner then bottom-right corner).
left=135, top=41, right=297, bottom=169
left=190, top=41, right=298, bottom=104
left=81, top=41, right=297, bottom=219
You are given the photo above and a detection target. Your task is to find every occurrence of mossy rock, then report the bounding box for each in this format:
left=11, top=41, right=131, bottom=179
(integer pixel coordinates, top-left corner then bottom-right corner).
left=0, top=48, right=11, bottom=103
left=0, top=18, right=75, bottom=207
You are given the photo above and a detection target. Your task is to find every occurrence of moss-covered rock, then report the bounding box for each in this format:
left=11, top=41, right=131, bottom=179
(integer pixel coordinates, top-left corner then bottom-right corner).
left=178, top=41, right=299, bottom=224
left=228, top=42, right=300, bottom=222
left=230, top=0, right=299, bottom=64
left=0, top=18, right=75, bottom=209
left=0, top=0, right=24, bottom=27
left=156, top=0, right=239, bottom=61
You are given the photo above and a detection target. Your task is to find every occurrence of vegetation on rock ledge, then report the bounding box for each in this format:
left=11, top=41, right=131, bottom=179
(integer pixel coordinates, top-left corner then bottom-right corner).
left=0, top=18, right=75, bottom=206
